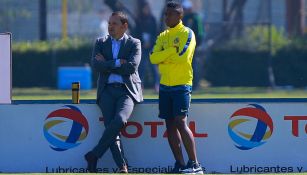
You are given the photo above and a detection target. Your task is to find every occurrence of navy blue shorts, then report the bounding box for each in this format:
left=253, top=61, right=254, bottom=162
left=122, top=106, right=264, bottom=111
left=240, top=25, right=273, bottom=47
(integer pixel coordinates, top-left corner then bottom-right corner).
left=158, top=85, right=192, bottom=119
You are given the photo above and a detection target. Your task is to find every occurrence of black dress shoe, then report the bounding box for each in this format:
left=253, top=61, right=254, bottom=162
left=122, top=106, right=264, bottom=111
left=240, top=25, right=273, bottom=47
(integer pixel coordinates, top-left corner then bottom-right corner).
left=84, top=151, right=98, bottom=173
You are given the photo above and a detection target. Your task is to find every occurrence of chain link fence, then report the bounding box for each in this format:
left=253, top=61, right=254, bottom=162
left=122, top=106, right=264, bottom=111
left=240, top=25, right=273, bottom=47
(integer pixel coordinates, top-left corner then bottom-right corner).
left=0, top=0, right=286, bottom=44
left=0, top=0, right=40, bottom=41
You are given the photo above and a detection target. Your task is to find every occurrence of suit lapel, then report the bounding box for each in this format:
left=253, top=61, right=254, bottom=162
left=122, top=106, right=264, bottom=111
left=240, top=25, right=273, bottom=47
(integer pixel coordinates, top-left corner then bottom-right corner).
left=117, top=34, right=128, bottom=60
left=105, top=36, right=113, bottom=60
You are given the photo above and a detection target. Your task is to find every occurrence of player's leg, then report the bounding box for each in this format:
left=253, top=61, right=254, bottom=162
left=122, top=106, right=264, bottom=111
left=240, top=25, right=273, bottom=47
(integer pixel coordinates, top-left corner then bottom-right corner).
left=159, top=89, right=185, bottom=173
left=173, top=90, right=203, bottom=174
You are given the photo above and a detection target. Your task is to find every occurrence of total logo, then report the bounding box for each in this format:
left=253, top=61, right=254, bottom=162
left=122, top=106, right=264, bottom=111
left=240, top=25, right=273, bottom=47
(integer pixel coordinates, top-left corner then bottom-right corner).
left=228, top=104, right=273, bottom=150
left=43, top=105, right=89, bottom=151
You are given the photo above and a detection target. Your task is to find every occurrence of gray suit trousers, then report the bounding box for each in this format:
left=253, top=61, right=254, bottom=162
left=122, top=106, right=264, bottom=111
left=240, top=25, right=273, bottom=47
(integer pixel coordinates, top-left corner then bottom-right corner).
left=92, top=84, right=134, bottom=168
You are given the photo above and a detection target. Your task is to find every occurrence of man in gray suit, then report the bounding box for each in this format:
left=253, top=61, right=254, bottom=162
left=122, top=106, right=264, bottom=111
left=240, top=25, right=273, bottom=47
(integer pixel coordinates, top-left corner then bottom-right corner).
left=85, top=11, right=143, bottom=173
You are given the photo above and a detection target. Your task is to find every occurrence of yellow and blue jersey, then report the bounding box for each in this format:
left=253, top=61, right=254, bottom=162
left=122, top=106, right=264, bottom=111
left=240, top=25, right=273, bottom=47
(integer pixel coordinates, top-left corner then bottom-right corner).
left=150, top=20, right=196, bottom=86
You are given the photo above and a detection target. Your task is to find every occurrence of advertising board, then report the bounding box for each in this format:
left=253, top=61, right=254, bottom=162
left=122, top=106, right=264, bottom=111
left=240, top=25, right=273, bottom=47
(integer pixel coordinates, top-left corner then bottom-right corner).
left=1, top=102, right=307, bottom=173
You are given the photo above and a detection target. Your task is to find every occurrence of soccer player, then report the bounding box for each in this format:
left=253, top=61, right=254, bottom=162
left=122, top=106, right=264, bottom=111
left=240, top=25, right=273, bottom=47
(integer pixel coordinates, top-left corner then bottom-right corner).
left=150, top=1, right=203, bottom=174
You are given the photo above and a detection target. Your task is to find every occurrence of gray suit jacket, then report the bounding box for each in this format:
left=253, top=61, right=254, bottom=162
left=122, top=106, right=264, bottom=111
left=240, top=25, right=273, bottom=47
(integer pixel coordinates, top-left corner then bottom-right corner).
left=91, top=34, right=143, bottom=103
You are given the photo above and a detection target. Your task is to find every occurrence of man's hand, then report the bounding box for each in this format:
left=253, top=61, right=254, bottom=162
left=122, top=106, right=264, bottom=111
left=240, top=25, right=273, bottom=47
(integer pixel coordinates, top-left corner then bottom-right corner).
left=95, top=53, right=105, bottom=62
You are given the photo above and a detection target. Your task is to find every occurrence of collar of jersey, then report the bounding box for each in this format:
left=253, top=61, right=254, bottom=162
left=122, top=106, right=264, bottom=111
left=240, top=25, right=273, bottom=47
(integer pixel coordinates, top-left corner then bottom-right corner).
left=168, top=20, right=184, bottom=32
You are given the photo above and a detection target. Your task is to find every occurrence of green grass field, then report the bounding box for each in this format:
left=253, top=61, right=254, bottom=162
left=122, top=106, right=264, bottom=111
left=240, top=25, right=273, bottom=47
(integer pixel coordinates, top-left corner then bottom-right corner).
left=12, top=87, right=307, bottom=100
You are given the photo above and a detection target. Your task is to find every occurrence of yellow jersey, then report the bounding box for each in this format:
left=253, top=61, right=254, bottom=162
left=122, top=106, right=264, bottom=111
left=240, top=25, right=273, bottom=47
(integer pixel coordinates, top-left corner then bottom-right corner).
left=150, top=21, right=196, bottom=86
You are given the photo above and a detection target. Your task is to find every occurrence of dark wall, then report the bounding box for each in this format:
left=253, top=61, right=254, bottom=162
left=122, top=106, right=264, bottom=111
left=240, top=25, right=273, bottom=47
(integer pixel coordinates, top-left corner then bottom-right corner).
left=12, top=45, right=307, bottom=88
left=13, top=45, right=93, bottom=87
left=204, top=48, right=307, bottom=87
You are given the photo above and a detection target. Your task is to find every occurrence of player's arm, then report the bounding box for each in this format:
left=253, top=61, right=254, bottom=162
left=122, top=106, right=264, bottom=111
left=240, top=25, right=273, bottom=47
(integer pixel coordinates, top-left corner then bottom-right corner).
left=168, top=30, right=196, bottom=64
left=150, top=35, right=177, bottom=64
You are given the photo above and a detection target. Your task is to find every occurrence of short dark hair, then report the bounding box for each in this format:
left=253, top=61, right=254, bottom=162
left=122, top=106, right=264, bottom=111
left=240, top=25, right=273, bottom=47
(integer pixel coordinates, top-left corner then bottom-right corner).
left=166, top=1, right=183, bottom=15
left=111, top=11, right=128, bottom=25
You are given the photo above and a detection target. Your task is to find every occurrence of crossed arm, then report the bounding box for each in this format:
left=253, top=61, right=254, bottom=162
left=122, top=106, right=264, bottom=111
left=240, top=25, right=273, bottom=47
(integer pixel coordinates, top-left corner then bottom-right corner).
left=91, top=39, right=141, bottom=75
left=150, top=32, right=196, bottom=65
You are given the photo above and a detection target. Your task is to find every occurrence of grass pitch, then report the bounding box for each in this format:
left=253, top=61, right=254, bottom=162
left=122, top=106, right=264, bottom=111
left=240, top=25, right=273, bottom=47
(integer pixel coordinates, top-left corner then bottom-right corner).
left=12, top=87, right=307, bottom=100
